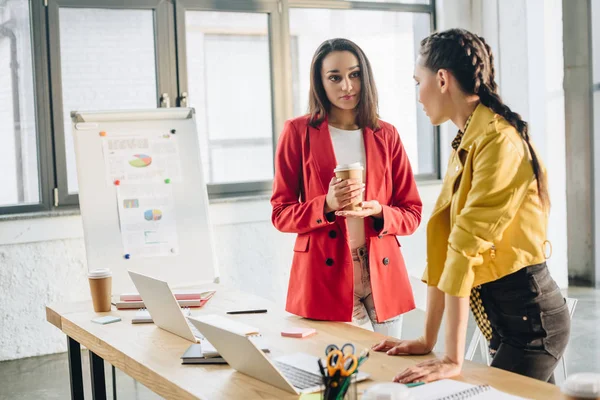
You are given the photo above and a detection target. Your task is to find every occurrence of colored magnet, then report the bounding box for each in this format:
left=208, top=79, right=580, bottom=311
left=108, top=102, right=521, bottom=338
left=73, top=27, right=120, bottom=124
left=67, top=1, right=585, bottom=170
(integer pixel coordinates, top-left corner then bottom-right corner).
left=114, top=180, right=120, bottom=186
left=164, top=178, right=171, bottom=184
left=170, top=129, right=176, bottom=134
left=124, top=254, right=131, bottom=260
left=99, top=131, right=107, bottom=137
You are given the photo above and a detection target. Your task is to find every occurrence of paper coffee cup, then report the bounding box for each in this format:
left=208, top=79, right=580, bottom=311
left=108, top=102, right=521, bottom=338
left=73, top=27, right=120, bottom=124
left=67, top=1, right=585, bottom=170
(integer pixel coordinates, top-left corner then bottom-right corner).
left=88, top=268, right=113, bottom=313
left=334, top=162, right=364, bottom=211
left=562, top=373, right=600, bottom=400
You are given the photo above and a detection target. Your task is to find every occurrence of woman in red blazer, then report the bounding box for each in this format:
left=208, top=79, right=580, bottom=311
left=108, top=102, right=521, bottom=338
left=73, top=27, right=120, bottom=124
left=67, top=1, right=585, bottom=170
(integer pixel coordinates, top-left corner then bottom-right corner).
left=271, top=38, right=422, bottom=337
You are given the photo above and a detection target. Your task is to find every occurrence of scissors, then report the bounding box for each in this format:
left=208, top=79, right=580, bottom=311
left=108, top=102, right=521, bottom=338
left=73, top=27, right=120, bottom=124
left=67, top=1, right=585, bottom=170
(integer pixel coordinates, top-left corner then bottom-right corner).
left=325, top=343, right=355, bottom=357
left=325, top=349, right=358, bottom=378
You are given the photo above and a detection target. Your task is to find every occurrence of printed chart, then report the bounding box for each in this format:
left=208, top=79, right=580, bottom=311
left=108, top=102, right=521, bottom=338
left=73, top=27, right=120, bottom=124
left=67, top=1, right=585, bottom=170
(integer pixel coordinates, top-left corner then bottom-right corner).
left=102, top=135, right=182, bottom=185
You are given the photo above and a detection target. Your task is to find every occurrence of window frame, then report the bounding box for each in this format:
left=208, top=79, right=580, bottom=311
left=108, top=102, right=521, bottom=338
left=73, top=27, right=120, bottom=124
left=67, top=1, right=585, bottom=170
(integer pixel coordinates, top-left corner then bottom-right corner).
left=286, top=0, right=439, bottom=182
left=46, top=0, right=177, bottom=207
left=174, top=0, right=286, bottom=197
left=1, top=0, right=438, bottom=216
left=0, top=0, right=54, bottom=215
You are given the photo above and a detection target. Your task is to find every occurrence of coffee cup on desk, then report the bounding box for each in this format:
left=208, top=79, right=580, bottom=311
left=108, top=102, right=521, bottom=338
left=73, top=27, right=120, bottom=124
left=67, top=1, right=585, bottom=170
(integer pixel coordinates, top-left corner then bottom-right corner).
left=562, top=373, right=600, bottom=400
left=88, top=268, right=112, bottom=312
left=334, top=162, right=364, bottom=211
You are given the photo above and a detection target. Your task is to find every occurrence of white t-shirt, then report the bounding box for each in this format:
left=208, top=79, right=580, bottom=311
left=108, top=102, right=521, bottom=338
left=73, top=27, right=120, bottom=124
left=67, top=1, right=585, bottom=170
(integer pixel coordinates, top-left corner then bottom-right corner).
left=329, top=125, right=366, bottom=250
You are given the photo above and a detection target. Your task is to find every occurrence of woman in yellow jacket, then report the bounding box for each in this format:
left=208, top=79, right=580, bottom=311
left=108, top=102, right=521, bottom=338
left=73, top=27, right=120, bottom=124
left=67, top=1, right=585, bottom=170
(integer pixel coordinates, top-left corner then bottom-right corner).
left=373, top=28, right=570, bottom=384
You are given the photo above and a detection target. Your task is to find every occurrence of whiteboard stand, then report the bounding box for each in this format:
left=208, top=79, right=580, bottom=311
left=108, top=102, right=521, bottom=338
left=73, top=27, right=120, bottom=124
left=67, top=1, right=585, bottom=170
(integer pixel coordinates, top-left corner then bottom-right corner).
left=71, top=108, right=218, bottom=295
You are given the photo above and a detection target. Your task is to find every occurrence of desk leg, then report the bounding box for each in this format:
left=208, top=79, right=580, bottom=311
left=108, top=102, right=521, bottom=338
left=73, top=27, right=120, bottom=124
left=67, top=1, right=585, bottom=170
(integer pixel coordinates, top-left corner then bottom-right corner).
left=67, top=336, right=85, bottom=400
left=89, top=351, right=107, bottom=400
left=112, top=365, right=117, bottom=400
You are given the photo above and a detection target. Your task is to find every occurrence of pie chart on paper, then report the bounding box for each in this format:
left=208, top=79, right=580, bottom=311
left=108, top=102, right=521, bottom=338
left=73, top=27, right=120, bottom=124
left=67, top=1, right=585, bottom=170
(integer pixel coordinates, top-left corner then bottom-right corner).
left=129, top=154, right=152, bottom=168
left=144, top=209, right=163, bottom=221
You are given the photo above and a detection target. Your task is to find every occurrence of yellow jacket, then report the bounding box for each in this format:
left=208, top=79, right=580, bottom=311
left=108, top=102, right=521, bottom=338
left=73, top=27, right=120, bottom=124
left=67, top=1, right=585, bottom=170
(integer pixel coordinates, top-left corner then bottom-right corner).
left=423, top=104, right=549, bottom=297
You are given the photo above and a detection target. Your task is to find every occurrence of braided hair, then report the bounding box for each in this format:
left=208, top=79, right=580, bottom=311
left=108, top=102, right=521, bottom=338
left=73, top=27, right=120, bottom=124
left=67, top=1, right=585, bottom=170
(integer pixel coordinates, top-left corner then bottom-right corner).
left=420, top=28, right=550, bottom=209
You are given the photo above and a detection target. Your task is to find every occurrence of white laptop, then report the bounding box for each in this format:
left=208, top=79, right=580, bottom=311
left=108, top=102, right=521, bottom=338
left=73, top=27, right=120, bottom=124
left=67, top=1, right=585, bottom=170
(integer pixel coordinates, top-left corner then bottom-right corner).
left=188, top=316, right=370, bottom=395
left=128, top=270, right=205, bottom=343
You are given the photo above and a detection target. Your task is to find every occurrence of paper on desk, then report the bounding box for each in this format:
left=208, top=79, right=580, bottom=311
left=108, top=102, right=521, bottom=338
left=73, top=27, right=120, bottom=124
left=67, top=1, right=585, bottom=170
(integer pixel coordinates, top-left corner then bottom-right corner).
left=408, top=379, right=527, bottom=400
left=116, top=184, right=179, bottom=257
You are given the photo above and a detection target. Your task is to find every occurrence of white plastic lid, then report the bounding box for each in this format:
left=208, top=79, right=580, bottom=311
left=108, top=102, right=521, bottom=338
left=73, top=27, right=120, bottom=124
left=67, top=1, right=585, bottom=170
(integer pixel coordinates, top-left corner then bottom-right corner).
left=562, top=373, right=600, bottom=398
left=334, top=162, right=364, bottom=172
left=362, top=383, right=414, bottom=400
left=88, top=268, right=112, bottom=279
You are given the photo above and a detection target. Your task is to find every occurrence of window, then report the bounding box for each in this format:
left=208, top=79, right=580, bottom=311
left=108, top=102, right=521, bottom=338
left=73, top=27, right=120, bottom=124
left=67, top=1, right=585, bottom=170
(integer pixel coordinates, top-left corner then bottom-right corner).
left=349, top=0, right=430, bottom=3
left=0, top=0, right=436, bottom=216
left=289, top=8, right=435, bottom=176
left=184, top=12, right=274, bottom=185
left=593, top=0, right=599, bottom=204
left=0, top=0, right=41, bottom=208
left=57, top=8, right=158, bottom=195
left=593, top=0, right=599, bottom=85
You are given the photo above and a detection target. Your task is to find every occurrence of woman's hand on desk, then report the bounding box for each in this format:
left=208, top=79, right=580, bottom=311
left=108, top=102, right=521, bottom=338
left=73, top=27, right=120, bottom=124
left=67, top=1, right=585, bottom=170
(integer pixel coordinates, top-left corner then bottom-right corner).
left=335, top=200, right=383, bottom=219
left=371, top=336, right=433, bottom=355
left=392, top=356, right=462, bottom=384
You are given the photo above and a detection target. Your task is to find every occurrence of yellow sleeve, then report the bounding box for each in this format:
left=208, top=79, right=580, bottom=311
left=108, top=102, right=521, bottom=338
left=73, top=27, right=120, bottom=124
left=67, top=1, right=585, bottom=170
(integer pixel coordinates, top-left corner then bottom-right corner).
left=438, top=131, right=533, bottom=297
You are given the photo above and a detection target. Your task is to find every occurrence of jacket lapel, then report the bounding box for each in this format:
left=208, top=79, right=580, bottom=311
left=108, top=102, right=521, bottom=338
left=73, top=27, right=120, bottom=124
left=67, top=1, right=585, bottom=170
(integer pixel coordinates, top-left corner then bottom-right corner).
left=363, top=126, right=386, bottom=201
left=430, top=104, right=494, bottom=217
left=308, top=119, right=337, bottom=195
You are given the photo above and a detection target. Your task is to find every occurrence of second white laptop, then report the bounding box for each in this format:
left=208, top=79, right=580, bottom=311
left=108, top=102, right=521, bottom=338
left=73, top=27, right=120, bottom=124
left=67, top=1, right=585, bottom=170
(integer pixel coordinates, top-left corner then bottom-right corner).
left=188, top=316, right=370, bottom=394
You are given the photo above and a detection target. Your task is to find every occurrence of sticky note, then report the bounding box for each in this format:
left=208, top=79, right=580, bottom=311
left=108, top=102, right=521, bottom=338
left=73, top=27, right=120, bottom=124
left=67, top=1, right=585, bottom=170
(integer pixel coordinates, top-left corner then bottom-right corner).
left=281, top=327, right=317, bottom=338
left=92, top=316, right=122, bottom=325
left=299, top=394, right=321, bottom=400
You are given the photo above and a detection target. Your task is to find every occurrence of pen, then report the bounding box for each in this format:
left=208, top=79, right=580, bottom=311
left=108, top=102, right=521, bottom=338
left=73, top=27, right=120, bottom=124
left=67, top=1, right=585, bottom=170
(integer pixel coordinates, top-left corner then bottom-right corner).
left=226, top=309, right=268, bottom=315
left=405, top=382, right=425, bottom=388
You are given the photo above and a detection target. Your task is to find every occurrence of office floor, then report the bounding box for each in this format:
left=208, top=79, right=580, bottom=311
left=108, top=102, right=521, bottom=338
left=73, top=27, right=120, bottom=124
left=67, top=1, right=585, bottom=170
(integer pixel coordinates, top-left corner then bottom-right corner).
left=0, top=287, right=598, bottom=400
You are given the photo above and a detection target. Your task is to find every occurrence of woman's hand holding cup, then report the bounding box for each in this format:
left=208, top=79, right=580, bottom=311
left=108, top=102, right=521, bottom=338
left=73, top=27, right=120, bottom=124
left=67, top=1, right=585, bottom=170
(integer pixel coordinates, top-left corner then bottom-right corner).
left=324, top=177, right=365, bottom=213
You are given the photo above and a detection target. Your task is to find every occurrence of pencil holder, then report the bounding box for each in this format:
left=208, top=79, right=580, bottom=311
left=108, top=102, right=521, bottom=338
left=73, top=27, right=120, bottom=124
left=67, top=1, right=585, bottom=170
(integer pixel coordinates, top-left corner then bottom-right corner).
left=321, top=374, right=358, bottom=400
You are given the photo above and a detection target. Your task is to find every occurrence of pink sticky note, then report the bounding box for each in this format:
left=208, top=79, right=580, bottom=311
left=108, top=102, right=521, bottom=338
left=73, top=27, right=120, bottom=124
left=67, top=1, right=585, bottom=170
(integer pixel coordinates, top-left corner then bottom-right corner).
left=281, top=327, right=317, bottom=338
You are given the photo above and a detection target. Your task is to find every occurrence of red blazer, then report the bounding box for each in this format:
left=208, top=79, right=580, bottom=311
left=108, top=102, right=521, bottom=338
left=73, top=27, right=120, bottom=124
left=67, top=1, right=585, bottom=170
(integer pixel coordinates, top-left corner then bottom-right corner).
left=271, top=116, right=422, bottom=322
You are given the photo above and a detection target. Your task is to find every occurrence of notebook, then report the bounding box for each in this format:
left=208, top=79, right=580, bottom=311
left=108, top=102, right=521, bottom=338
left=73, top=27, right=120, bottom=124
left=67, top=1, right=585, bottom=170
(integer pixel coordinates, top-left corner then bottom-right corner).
left=199, top=334, right=269, bottom=358
left=121, top=290, right=215, bottom=302
left=181, top=336, right=270, bottom=364
left=180, top=344, right=226, bottom=365
left=113, top=298, right=207, bottom=309
left=131, top=308, right=153, bottom=324
left=408, top=379, right=527, bottom=400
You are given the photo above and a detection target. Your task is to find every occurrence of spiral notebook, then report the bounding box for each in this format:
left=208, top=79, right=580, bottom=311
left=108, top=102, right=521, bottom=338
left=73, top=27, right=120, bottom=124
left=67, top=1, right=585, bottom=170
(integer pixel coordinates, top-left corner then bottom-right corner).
left=408, top=379, right=527, bottom=400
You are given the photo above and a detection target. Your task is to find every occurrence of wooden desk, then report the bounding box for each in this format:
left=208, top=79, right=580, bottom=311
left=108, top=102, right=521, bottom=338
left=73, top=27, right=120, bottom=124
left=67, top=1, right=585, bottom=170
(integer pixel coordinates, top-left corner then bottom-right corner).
left=46, top=285, right=563, bottom=399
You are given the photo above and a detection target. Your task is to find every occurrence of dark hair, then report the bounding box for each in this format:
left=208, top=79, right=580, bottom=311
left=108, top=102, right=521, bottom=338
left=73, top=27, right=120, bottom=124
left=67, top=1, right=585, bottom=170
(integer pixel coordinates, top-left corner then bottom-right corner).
left=419, top=28, right=550, bottom=209
left=307, top=38, right=379, bottom=130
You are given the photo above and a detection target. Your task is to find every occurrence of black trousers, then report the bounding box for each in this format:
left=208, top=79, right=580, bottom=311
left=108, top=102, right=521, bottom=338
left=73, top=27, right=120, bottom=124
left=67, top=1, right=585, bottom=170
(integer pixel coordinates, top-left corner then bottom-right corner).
left=479, top=262, right=571, bottom=383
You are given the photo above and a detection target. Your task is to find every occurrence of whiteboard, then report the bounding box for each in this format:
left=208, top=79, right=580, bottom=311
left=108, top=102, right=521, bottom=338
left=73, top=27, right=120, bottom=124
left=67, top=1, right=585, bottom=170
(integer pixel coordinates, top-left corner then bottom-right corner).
left=72, top=108, right=218, bottom=295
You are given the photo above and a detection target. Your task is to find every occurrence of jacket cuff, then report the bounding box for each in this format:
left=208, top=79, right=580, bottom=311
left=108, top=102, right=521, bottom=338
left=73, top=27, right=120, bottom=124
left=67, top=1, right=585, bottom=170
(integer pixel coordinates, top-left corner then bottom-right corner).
left=371, top=205, right=390, bottom=235
left=314, top=195, right=335, bottom=228
left=437, top=246, right=478, bottom=298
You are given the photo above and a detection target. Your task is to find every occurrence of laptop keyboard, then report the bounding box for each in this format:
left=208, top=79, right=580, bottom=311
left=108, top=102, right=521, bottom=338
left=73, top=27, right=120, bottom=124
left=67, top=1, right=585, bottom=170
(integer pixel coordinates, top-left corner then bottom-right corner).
left=273, top=361, right=323, bottom=390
